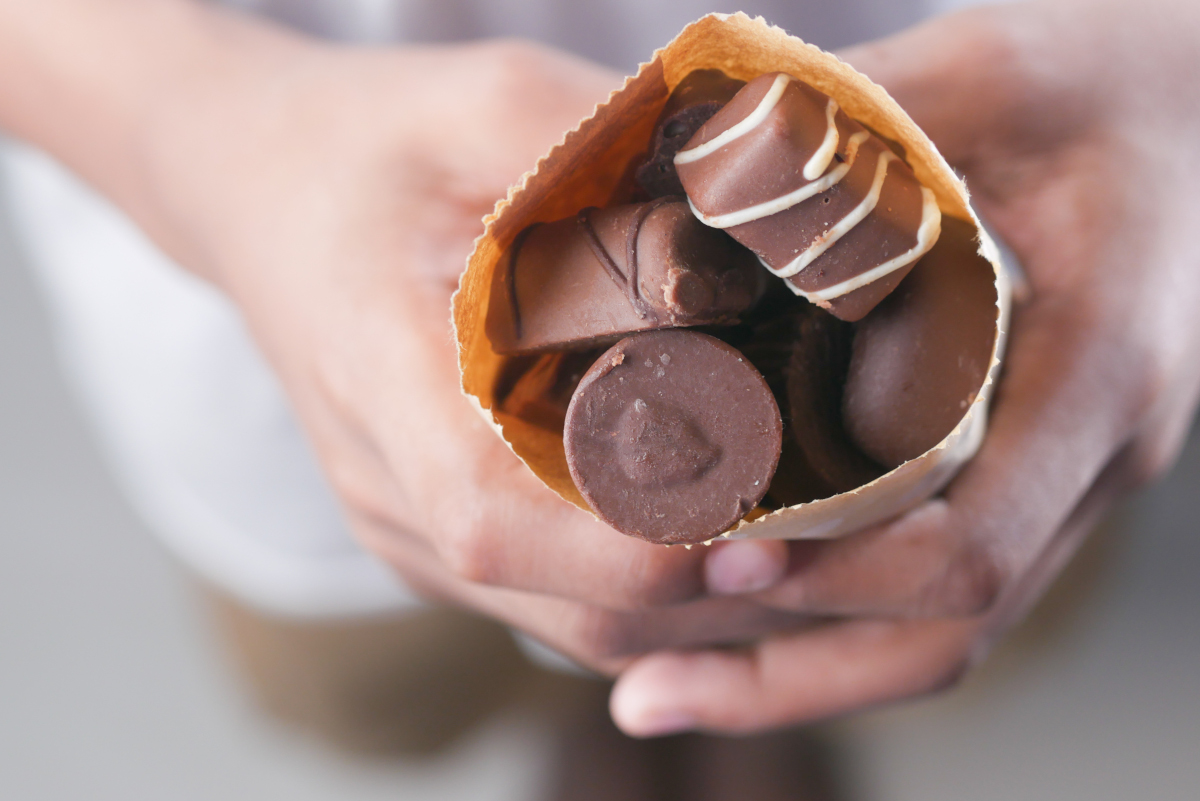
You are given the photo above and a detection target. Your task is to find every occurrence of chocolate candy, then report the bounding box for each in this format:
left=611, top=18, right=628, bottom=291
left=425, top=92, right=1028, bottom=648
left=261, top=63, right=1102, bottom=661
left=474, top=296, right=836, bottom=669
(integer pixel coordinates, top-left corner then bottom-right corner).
left=494, top=348, right=604, bottom=432
left=740, top=309, right=883, bottom=507
left=675, top=72, right=942, bottom=322
left=785, top=309, right=886, bottom=492
left=636, top=69, right=746, bottom=198
left=843, top=218, right=998, bottom=467
left=564, top=330, right=781, bottom=544
left=486, top=199, right=765, bottom=355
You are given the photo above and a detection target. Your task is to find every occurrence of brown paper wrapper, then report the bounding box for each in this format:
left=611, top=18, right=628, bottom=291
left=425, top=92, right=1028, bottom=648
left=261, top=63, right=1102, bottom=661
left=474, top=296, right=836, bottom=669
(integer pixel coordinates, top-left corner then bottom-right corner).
left=453, top=12, right=1012, bottom=541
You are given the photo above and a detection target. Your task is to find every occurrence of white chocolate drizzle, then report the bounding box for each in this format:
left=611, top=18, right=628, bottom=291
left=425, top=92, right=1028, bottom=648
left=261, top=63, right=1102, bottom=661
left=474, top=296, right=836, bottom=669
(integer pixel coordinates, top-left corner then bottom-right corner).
left=672, top=70, right=944, bottom=306
left=772, top=149, right=898, bottom=279
left=673, top=74, right=791, bottom=165
left=781, top=186, right=943, bottom=303
left=689, top=131, right=870, bottom=229
left=803, top=98, right=840, bottom=180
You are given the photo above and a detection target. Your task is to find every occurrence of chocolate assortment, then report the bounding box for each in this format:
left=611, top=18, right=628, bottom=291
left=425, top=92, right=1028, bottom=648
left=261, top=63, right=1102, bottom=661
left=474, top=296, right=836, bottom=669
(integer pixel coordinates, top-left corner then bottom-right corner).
left=481, top=68, right=997, bottom=545
left=456, top=14, right=1009, bottom=547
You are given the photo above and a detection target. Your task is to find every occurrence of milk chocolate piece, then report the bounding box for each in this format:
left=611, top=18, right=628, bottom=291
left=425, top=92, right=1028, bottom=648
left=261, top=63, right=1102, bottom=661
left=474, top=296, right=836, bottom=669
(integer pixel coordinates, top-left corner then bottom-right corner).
left=740, top=309, right=883, bottom=507
left=843, top=218, right=998, bottom=467
left=675, top=73, right=942, bottom=322
left=785, top=310, right=886, bottom=491
left=564, top=330, right=781, bottom=544
left=636, top=70, right=746, bottom=198
left=486, top=200, right=765, bottom=355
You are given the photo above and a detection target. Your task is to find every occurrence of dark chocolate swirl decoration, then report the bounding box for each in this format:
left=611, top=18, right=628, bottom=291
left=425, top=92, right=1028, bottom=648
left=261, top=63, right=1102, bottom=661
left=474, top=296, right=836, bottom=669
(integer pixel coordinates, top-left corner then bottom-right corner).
left=485, top=199, right=762, bottom=355
left=576, top=196, right=675, bottom=324
left=503, top=222, right=540, bottom=341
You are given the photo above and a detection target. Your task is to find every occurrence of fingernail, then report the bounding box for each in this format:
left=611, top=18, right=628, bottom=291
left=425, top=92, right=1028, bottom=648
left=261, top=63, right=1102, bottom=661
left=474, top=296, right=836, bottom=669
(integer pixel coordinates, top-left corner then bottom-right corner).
left=611, top=672, right=697, bottom=737
left=705, top=540, right=787, bottom=595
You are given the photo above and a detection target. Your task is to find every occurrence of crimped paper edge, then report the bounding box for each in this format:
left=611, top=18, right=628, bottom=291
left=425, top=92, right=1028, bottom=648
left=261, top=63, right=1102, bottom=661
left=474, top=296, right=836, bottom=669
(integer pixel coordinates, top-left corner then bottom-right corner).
left=451, top=12, right=1011, bottom=541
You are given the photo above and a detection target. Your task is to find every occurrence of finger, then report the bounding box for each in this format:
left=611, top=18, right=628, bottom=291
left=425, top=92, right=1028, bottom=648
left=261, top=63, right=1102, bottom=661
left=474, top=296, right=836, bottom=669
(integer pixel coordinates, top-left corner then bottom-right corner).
left=705, top=539, right=790, bottom=596
left=350, top=512, right=814, bottom=674
left=745, top=293, right=1150, bottom=618
left=610, top=617, right=978, bottom=737
left=837, top=5, right=1088, bottom=168
left=975, top=417, right=1188, bottom=651
left=611, top=439, right=1149, bottom=737
left=1113, top=366, right=1200, bottom=493
left=610, top=444, right=1144, bottom=737
left=337, top=292, right=790, bottom=612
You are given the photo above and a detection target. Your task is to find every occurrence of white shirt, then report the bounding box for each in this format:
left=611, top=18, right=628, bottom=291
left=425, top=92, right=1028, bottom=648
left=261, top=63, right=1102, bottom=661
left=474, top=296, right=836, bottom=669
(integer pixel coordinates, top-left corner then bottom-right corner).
left=1, top=0, right=994, bottom=618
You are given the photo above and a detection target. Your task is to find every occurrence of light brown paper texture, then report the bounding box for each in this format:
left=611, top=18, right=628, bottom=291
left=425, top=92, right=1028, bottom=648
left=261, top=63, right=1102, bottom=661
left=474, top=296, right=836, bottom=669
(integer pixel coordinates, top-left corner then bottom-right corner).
left=453, top=12, right=1011, bottom=541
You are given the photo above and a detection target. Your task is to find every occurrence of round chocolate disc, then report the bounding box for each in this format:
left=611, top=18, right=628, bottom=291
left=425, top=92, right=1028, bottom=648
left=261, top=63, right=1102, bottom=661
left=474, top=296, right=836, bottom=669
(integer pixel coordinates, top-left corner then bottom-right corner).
left=564, top=330, right=782, bottom=545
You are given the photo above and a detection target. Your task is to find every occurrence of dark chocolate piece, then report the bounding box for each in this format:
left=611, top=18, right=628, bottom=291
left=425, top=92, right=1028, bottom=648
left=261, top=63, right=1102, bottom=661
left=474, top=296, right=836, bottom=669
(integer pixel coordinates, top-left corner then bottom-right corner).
left=494, top=349, right=603, bottom=432
left=675, top=72, right=941, bottom=322
left=636, top=69, right=746, bottom=198
left=843, top=218, right=997, bottom=467
left=486, top=200, right=765, bottom=355
left=785, top=309, right=886, bottom=491
left=740, top=309, right=883, bottom=506
left=564, top=330, right=781, bottom=544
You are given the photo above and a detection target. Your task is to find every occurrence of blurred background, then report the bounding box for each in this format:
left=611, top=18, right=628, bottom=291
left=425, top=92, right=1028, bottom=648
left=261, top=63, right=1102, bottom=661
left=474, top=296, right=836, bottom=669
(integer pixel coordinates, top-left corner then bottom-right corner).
left=2, top=163, right=1199, bottom=799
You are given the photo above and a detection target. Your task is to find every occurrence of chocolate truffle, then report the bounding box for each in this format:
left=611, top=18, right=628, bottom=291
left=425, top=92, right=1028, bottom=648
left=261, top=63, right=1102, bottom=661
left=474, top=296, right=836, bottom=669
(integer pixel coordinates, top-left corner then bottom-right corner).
left=843, top=218, right=998, bottom=467
left=675, top=72, right=942, bottom=322
left=635, top=69, right=746, bottom=198
left=564, top=329, right=781, bottom=544
left=486, top=199, right=765, bottom=355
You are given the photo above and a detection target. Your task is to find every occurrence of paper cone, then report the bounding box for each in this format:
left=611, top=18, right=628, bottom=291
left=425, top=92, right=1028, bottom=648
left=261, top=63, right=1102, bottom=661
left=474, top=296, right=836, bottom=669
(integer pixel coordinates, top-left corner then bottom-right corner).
left=452, top=12, right=1011, bottom=541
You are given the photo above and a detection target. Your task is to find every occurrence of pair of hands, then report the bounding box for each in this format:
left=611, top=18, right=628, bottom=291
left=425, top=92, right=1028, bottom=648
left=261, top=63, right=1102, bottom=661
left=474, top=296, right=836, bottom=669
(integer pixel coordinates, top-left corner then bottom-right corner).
left=55, top=0, right=1200, bottom=735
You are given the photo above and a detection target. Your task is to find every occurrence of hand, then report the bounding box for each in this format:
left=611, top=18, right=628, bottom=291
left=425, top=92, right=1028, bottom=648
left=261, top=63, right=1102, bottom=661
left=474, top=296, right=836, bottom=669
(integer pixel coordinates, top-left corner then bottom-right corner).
left=66, top=7, right=801, bottom=669
left=612, top=0, right=1200, bottom=734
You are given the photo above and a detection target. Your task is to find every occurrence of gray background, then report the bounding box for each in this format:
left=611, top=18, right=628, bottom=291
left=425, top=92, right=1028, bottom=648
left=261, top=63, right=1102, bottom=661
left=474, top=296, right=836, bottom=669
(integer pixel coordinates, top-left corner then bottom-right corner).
left=1, top=186, right=1198, bottom=799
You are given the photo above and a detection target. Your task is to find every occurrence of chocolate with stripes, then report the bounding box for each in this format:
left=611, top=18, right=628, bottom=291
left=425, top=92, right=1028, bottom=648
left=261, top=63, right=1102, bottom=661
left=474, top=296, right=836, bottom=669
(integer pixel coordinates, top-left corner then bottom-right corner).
left=486, top=199, right=764, bottom=355
left=675, top=72, right=942, bottom=322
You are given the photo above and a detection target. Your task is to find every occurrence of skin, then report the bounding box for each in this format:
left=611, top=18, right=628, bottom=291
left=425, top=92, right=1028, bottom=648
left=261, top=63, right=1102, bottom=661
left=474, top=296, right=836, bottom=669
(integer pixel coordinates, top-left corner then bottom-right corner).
left=612, top=0, right=1200, bottom=734
left=2, top=0, right=1197, bottom=735
left=0, top=0, right=800, bottom=671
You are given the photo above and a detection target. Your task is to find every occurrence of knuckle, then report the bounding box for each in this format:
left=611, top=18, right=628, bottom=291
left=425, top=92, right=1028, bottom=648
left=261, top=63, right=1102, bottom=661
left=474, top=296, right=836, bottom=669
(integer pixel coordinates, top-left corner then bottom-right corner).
left=474, top=39, right=552, bottom=102
left=572, top=609, right=639, bottom=660
left=1126, top=449, right=1167, bottom=489
left=437, top=513, right=497, bottom=585
left=326, top=456, right=368, bottom=510
left=326, top=456, right=399, bottom=529
left=1122, top=434, right=1181, bottom=491
left=433, top=452, right=512, bottom=585
left=924, top=543, right=1006, bottom=617
left=925, top=656, right=972, bottom=696
left=625, top=551, right=701, bottom=608
left=1122, top=348, right=1172, bottom=426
